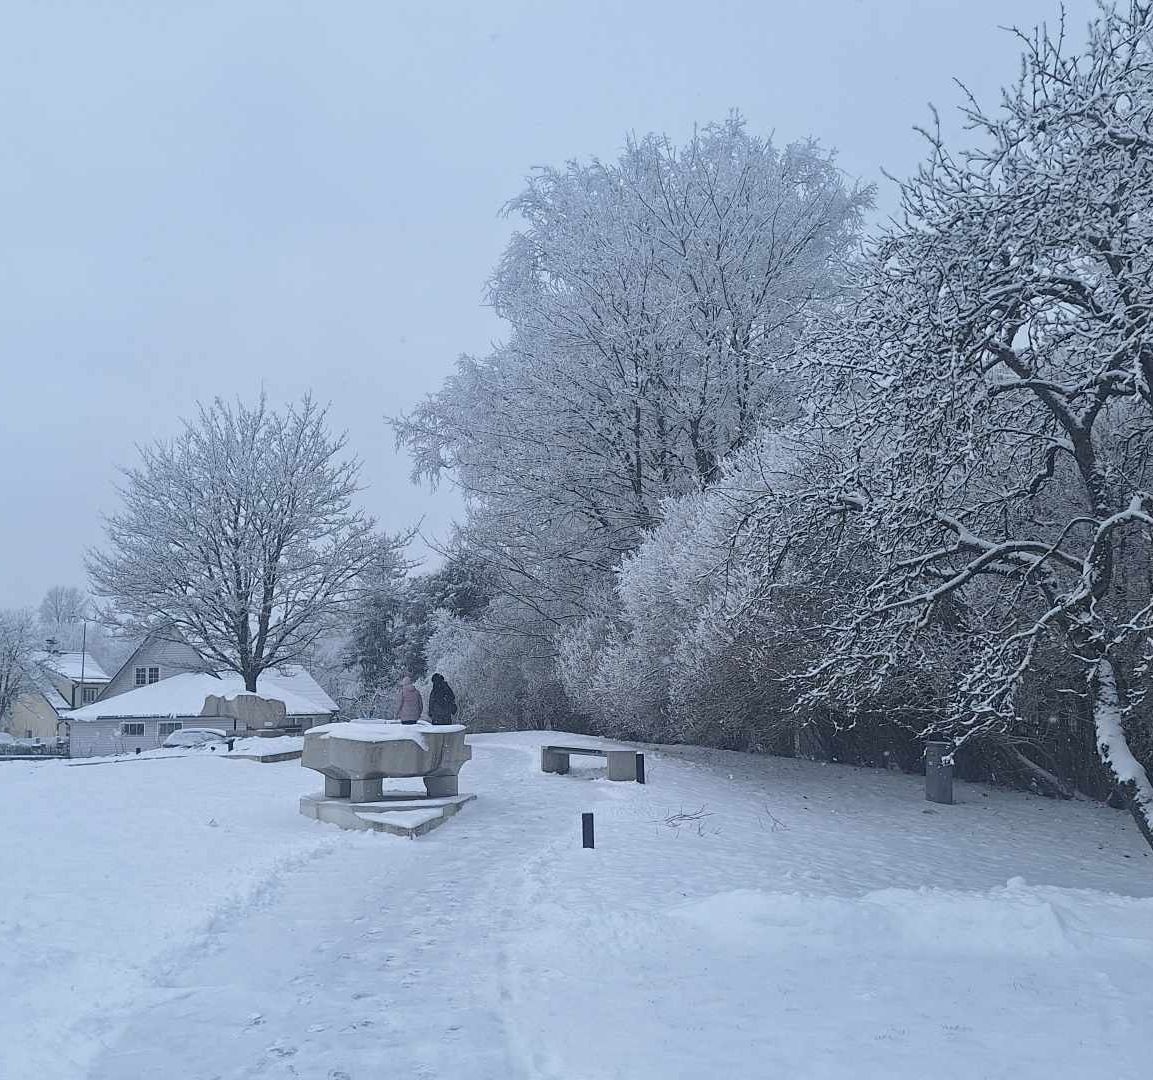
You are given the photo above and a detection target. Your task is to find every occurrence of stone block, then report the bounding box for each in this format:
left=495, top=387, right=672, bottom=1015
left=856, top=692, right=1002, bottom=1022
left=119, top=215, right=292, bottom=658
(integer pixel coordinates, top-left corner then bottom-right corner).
left=325, top=776, right=352, bottom=798
left=201, top=692, right=286, bottom=732
left=349, top=777, right=384, bottom=802
left=606, top=749, right=639, bottom=781
left=541, top=747, right=569, bottom=774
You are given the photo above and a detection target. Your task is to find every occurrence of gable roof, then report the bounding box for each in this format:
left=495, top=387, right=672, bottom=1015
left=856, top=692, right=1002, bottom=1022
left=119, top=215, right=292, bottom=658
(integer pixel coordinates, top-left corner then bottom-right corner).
left=34, top=652, right=110, bottom=683
left=98, top=632, right=207, bottom=693
left=64, top=666, right=338, bottom=722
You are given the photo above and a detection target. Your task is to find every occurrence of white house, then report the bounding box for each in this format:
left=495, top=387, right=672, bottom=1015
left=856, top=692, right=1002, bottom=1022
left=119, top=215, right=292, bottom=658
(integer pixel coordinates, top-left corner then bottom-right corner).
left=64, top=667, right=338, bottom=757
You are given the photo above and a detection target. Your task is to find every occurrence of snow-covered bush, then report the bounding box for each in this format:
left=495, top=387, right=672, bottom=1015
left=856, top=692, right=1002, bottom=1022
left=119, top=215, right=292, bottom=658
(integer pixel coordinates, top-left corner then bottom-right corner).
left=425, top=600, right=582, bottom=732
left=557, top=433, right=826, bottom=749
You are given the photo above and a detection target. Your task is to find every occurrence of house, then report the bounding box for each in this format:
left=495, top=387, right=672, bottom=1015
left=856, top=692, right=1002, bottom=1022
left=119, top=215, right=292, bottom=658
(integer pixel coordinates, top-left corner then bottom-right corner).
left=63, top=666, right=338, bottom=757
left=2, top=650, right=110, bottom=742
left=99, top=634, right=213, bottom=698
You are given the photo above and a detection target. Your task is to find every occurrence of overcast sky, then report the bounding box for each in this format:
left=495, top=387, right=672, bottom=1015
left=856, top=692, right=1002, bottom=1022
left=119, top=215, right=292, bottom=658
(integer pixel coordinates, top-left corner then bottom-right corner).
left=0, top=0, right=1101, bottom=609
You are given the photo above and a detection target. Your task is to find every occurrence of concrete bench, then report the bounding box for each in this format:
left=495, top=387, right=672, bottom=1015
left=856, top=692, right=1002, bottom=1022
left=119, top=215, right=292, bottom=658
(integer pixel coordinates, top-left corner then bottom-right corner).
left=541, top=744, right=643, bottom=782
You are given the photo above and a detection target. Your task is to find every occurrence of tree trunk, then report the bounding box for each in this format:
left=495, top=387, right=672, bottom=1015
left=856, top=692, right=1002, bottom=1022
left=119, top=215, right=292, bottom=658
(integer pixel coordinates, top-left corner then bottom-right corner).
left=1091, top=658, right=1153, bottom=849
left=1006, top=746, right=1076, bottom=800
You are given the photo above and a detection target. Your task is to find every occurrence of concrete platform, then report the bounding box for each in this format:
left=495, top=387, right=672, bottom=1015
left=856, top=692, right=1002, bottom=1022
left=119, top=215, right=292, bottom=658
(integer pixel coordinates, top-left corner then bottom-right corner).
left=225, top=749, right=303, bottom=763
left=299, top=792, right=475, bottom=838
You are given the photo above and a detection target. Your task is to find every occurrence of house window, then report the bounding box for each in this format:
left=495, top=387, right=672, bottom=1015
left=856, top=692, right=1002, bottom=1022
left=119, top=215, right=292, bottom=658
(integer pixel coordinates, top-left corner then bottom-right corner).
left=82, top=687, right=99, bottom=704
left=158, top=721, right=183, bottom=737
left=134, top=666, right=161, bottom=686
left=121, top=722, right=146, bottom=737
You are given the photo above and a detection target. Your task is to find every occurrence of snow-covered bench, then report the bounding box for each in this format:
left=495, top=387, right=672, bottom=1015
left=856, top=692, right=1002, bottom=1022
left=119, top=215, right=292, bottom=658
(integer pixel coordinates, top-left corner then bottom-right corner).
left=540, top=744, right=643, bottom=782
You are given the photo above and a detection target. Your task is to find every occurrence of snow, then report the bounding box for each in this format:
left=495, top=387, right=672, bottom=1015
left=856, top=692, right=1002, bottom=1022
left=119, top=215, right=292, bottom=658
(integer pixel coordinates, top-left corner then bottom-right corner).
left=307, top=720, right=466, bottom=747
left=359, top=808, right=447, bottom=830
left=30, top=669, right=75, bottom=710
left=2, top=733, right=1151, bottom=1079
left=1094, top=658, right=1153, bottom=815
left=65, top=670, right=335, bottom=722
left=225, top=735, right=304, bottom=756
left=34, top=651, right=110, bottom=682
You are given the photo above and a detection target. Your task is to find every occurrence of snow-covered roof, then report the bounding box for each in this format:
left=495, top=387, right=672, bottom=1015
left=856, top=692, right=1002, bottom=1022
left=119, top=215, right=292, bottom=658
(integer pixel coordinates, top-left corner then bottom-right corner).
left=34, top=652, right=110, bottom=683
left=29, top=669, right=73, bottom=712
left=64, top=667, right=337, bottom=722
left=263, top=666, right=340, bottom=713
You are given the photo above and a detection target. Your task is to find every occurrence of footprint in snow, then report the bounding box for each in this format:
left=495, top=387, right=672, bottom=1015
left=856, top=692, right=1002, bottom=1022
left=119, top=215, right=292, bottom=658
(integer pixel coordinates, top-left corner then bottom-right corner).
left=340, top=1019, right=375, bottom=1032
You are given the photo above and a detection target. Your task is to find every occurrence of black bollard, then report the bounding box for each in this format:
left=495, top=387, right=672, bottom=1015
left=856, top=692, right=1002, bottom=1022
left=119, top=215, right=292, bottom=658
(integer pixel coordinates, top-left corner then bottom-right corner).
left=636, top=753, right=646, bottom=785
left=582, top=812, right=595, bottom=849
left=925, top=741, right=954, bottom=805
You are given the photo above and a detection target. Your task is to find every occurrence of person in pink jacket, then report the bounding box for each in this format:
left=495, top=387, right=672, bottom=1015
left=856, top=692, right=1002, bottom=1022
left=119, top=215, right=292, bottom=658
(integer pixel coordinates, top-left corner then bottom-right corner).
left=395, top=676, right=424, bottom=724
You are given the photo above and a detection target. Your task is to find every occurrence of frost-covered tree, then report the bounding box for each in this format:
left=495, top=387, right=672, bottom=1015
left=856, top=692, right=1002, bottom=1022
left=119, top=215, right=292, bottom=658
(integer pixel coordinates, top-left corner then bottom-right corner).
left=792, top=3, right=1153, bottom=845
left=557, top=431, right=854, bottom=750
left=345, top=548, right=495, bottom=713
left=425, top=597, right=577, bottom=731
left=397, top=117, right=870, bottom=612
left=38, top=586, right=88, bottom=643
left=89, top=396, right=382, bottom=691
left=0, top=609, right=37, bottom=730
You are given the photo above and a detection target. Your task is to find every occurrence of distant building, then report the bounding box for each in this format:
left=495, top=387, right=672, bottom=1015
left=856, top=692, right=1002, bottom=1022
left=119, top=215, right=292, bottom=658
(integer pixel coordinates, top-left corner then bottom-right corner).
left=3, top=650, right=110, bottom=742
left=64, top=667, right=338, bottom=757
left=59, top=633, right=337, bottom=756
left=4, top=632, right=339, bottom=756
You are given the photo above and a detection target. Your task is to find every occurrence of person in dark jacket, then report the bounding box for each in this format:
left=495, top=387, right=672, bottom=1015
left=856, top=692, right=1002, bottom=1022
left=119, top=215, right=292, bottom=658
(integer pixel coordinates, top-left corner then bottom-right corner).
left=427, top=673, right=458, bottom=725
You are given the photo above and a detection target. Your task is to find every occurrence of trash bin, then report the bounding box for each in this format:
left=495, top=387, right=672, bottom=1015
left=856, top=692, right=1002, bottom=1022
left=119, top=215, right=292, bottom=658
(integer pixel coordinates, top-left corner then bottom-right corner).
left=925, top=741, right=954, bottom=805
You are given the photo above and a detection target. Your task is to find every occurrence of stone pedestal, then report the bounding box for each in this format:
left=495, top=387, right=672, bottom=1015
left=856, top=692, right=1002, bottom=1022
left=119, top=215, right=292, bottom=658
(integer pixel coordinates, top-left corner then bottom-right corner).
left=324, top=776, right=351, bottom=798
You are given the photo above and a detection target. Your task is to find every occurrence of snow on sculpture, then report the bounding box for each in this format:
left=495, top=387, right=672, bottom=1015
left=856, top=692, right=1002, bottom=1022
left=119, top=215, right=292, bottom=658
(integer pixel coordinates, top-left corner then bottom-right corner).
left=299, top=719, right=473, bottom=837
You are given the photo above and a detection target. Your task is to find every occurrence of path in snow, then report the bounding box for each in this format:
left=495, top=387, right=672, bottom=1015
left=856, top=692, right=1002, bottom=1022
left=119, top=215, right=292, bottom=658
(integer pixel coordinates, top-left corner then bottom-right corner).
left=5, top=733, right=1152, bottom=1079
left=87, top=739, right=570, bottom=1079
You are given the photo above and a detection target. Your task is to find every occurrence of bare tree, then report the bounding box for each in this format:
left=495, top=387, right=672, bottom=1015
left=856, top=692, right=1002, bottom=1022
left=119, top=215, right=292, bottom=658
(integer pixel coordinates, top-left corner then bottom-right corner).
left=38, top=586, right=87, bottom=632
left=89, top=396, right=384, bottom=692
left=0, top=610, right=37, bottom=730
left=795, top=3, right=1153, bottom=845
left=38, top=585, right=89, bottom=650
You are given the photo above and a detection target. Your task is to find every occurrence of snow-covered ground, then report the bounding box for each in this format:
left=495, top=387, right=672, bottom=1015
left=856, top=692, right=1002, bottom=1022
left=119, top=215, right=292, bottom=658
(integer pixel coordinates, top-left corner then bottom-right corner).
left=2, top=733, right=1151, bottom=1079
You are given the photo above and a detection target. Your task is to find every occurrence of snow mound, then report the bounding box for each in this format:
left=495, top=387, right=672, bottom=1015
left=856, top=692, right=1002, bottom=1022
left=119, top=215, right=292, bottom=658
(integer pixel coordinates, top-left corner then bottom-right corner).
left=672, top=880, right=1153, bottom=959
left=225, top=735, right=303, bottom=756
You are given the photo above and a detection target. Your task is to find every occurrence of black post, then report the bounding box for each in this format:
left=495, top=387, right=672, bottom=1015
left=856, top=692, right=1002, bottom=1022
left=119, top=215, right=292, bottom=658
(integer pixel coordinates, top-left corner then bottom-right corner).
left=582, top=812, right=595, bottom=849
left=636, top=753, right=646, bottom=785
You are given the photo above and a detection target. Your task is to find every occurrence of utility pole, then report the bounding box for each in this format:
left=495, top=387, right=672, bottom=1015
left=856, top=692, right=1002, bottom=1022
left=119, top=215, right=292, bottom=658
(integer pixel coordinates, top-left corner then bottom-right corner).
left=79, top=619, right=87, bottom=709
